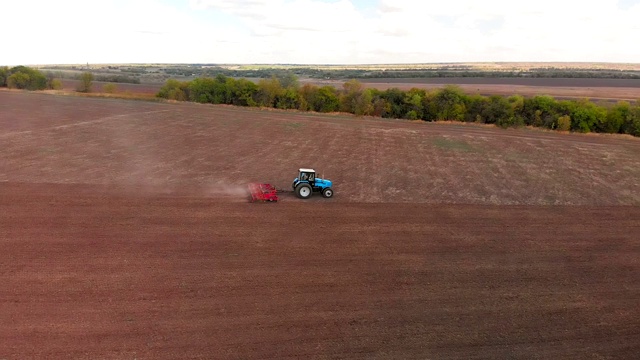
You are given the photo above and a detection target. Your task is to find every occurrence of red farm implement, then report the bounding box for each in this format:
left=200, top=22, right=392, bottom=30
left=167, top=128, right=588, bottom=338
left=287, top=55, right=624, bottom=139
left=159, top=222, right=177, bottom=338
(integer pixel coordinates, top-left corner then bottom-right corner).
left=248, top=183, right=281, bottom=202
left=247, top=169, right=333, bottom=203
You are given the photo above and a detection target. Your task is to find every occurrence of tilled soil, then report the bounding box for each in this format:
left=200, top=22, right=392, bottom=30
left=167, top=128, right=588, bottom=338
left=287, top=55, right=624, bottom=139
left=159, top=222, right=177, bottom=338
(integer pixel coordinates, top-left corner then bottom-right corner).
left=1, top=183, right=639, bottom=359
left=2, top=91, right=639, bottom=206
left=59, top=77, right=640, bottom=101
left=2, top=91, right=639, bottom=359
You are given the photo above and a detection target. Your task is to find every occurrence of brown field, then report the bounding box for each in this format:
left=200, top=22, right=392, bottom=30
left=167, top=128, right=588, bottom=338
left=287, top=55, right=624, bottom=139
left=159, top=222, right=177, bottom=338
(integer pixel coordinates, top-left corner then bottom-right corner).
left=60, top=79, right=160, bottom=95
left=305, top=78, right=640, bottom=101
left=61, top=77, right=640, bottom=101
left=1, top=91, right=639, bottom=359
left=362, top=83, right=640, bottom=101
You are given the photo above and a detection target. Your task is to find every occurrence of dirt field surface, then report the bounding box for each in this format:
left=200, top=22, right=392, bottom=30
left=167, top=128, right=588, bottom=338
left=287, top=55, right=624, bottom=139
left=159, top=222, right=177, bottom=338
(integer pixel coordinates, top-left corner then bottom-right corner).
left=61, top=80, right=160, bottom=95
left=362, top=83, right=640, bottom=102
left=1, top=91, right=639, bottom=205
left=61, top=77, right=640, bottom=101
left=1, top=91, right=640, bottom=359
left=359, top=78, right=640, bottom=88
left=303, top=78, right=640, bottom=101
left=2, top=184, right=640, bottom=359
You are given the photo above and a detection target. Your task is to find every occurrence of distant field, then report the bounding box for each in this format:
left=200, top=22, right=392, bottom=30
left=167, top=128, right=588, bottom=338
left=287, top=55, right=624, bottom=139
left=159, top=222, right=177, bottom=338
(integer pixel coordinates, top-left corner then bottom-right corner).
left=60, top=79, right=159, bottom=95
left=58, top=76, right=640, bottom=101
left=304, top=78, right=640, bottom=101
left=358, top=78, right=640, bottom=88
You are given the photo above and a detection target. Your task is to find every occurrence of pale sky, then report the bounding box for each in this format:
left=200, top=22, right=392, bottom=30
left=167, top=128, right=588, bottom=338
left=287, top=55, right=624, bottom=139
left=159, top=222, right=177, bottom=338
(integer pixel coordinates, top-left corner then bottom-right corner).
left=3, top=0, right=640, bottom=65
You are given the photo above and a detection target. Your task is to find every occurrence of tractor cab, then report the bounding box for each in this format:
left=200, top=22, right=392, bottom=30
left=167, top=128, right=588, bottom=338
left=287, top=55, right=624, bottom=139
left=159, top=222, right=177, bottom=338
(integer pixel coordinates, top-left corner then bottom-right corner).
left=292, top=168, right=334, bottom=199
left=298, top=168, right=316, bottom=183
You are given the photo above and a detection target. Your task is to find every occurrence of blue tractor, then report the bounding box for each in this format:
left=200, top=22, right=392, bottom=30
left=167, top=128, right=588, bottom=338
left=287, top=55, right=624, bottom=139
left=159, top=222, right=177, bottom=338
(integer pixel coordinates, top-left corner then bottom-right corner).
left=292, top=168, right=334, bottom=199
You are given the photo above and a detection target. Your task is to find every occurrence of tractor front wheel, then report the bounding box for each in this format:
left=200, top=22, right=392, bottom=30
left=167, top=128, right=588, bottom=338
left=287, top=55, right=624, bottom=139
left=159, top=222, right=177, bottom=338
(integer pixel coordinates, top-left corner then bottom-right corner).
left=322, top=187, right=334, bottom=198
left=295, top=184, right=312, bottom=199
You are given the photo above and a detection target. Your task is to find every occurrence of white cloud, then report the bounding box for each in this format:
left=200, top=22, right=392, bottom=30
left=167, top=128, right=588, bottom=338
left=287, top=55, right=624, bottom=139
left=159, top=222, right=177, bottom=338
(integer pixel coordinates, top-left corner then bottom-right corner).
left=371, top=0, right=640, bottom=62
left=2, top=0, right=639, bottom=65
left=192, top=0, right=364, bottom=32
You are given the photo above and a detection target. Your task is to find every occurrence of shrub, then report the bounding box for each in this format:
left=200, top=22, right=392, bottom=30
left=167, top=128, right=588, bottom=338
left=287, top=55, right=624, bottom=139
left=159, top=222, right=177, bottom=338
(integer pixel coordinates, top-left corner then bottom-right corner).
left=49, top=79, right=63, bottom=90
left=557, top=115, right=571, bottom=131
left=103, top=83, right=117, bottom=93
left=6, top=66, right=47, bottom=90
left=0, top=66, right=8, bottom=87
left=77, top=72, right=94, bottom=93
left=8, top=72, right=31, bottom=89
left=571, top=99, right=606, bottom=133
left=157, top=79, right=188, bottom=101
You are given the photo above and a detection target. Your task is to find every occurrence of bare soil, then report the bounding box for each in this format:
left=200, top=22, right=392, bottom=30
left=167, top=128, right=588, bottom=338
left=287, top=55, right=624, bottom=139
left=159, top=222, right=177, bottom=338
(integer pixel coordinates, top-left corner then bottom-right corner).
left=62, top=77, right=640, bottom=101
left=61, top=80, right=160, bottom=95
left=1, top=183, right=639, bottom=359
left=358, top=78, right=640, bottom=88
left=1, top=91, right=638, bottom=205
left=363, top=83, right=640, bottom=102
left=303, top=78, right=640, bottom=101
left=1, top=91, right=639, bottom=359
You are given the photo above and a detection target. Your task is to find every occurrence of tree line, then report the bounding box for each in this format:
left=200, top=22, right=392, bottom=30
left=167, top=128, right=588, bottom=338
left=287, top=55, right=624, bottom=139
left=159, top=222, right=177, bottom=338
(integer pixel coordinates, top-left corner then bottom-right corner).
left=156, top=75, right=640, bottom=137
left=0, top=65, right=100, bottom=92
left=0, top=66, right=60, bottom=90
left=3, top=66, right=638, bottom=137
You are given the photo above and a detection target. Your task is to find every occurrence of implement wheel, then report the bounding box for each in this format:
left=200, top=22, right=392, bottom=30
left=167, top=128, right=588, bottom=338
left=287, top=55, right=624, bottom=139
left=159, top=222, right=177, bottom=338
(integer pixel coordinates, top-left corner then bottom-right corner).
left=295, top=184, right=312, bottom=199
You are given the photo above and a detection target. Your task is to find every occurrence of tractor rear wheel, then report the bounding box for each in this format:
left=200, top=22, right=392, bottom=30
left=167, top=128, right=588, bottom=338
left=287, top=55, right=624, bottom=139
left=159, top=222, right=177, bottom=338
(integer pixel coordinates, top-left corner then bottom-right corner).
left=322, top=187, right=334, bottom=198
left=295, top=184, right=312, bottom=199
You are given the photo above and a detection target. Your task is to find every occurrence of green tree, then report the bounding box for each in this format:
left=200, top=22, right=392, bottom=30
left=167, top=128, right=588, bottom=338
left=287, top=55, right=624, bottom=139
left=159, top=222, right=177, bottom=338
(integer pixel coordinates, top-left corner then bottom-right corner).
left=314, top=86, right=340, bottom=112
left=77, top=72, right=94, bottom=92
left=188, top=77, right=218, bottom=103
left=556, top=100, right=577, bottom=119
left=380, top=88, right=406, bottom=118
left=6, top=66, right=47, bottom=90
left=421, top=91, right=439, bottom=121
left=354, top=88, right=374, bottom=116
left=404, top=88, right=425, bottom=119
left=434, top=86, right=467, bottom=121
left=157, top=79, right=189, bottom=101
left=227, top=78, right=257, bottom=106
left=256, top=76, right=284, bottom=107
left=211, top=74, right=232, bottom=104
left=187, top=75, right=231, bottom=104
left=483, top=95, right=514, bottom=126
left=620, top=102, right=640, bottom=136
left=557, top=115, right=571, bottom=131
left=276, top=87, right=302, bottom=109
left=464, top=95, right=488, bottom=122
left=600, top=101, right=630, bottom=134
left=298, top=83, right=318, bottom=111
left=340, top=79, right=365, bottom=113
left=7, top=72, right=31, bottom=89
left=371, top=96, right=391, bottom=117
left=0, top=66, right=7, bottom=87
left=277, top=72, right=299, bottom=89
left=570, top=99, right=607, bottom=133
left=508, top=95, right=526, bottom=124
left=522, top=95, right=558, bottom=127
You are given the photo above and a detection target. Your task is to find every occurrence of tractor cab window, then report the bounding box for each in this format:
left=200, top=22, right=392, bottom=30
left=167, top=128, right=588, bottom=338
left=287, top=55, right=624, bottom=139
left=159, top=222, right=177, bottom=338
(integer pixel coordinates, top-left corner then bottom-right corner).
left=300, top=172, right=315, bottom=182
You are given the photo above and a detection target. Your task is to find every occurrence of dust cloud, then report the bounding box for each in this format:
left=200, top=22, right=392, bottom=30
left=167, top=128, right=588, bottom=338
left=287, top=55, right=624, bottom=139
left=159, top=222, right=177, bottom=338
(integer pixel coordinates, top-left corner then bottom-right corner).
left=203, top=182, right=250, bottom=198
